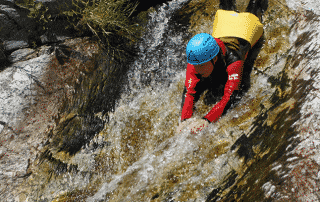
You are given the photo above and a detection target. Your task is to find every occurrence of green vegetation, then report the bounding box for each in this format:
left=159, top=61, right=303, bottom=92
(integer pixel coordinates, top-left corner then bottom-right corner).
left=16, top=0, right=53, bottom=32
left=62, top=0, right=140, bottom=51
left=16, top=0, right=141, bottom=59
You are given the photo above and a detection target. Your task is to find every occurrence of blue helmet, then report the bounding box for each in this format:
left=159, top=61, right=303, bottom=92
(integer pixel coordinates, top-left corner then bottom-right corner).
left=186, top=33, right=220, bottom=65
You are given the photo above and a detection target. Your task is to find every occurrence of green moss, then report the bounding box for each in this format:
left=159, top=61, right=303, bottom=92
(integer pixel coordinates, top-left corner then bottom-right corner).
left=16, top=0, right=52, bottom=32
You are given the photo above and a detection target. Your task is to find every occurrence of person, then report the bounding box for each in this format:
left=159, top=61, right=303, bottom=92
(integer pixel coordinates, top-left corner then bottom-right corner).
left=177, top=0, right=268, bottom=134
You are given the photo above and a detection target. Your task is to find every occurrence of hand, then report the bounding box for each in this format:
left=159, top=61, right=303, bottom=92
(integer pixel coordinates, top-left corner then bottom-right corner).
left=176, top=118, right=197, bottom=134
left=188, top=118, right=209, bottom=134
left=176, top=118, right=209, bottom=134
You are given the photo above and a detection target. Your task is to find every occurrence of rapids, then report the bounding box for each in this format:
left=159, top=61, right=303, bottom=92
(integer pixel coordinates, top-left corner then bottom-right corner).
left=86, top=0, right=320, bottom=201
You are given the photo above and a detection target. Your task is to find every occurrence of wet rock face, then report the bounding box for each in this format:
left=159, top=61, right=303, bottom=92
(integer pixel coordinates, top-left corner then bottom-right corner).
left=0, top=1, right=36, bottom=51
left=0, top=0, right=141, bottom=199
left=8, top=48, right=36, bottom=62
left=2, top=0, right=320, bottom=201
left=0, top=36, right=108, bottom=201
left=205, top=5, right=320, bottom=202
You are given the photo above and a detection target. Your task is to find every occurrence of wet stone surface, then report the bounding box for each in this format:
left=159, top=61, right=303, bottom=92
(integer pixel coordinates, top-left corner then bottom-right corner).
left=2, top=0, right=320, bottom=201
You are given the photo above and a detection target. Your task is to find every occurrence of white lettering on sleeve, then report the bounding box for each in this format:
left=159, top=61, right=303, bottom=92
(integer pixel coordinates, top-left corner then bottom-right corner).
left=188, top=78, right=192, bottom=88
left=228, top=74, right=239, bottom=80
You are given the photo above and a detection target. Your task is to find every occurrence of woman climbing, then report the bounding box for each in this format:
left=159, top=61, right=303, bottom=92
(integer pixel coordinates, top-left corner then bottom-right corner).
left=177, top=0, right=268, bottom=134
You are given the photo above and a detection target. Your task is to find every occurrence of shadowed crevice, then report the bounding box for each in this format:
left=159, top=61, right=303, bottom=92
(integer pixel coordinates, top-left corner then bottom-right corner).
left=55, top=114, right=105, bottom=155
left=206, top=170, right=238, bottom=201
left=38, top=149, right=80, bottom=177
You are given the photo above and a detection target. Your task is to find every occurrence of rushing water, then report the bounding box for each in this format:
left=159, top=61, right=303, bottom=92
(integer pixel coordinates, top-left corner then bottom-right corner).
left=85, top=0, right=205, bottom=201
left=87, top=0, right=320, bottom=201
left=6, top=0, right=320, bottom=201
left=124, top=0, right=191, bottom=98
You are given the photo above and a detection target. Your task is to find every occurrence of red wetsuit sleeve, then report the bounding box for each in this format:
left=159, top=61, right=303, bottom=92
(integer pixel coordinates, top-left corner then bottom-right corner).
left=181, top=63, right=200, bottom=121
left=204, top=60, right=244, bottom=123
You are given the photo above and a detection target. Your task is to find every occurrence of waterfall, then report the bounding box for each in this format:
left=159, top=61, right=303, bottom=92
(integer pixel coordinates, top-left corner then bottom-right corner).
left=86, top=0, right=194, bottom=201
left=86, top=0, right=320, bottom=201
left=4, top=0, right=320, bottom=201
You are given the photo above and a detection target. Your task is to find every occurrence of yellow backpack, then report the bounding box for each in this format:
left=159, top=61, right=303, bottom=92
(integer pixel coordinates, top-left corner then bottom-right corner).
left=212, top=9, right=264, bottom=47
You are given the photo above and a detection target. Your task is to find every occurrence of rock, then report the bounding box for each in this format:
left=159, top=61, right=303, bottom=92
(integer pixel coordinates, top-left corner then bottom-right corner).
left=0, top=0, right=86, bottom=53
left=40, top=33, right=57, bottom=44
left=3, top=40, right=29, bottom=51
left=0, top=3, right=36, bottom=52
left=0, top=39, right=6, bottom=61
left=0, top=4, right=20, bottom=20
left=8, top=48, right=35, bottom=63
left=40, top=29, right=71, bottom=44
left=0, top=13, right=19, bottom=39
left=0, top=37, right=103, bottom=201
left=0, top=124, right=4, bottom=134
left=37, top=45, right=51, bottom=56
left=0, top=4, right=32, bottom=52
left=0, top=3, right=37, bottom=36
left=0, top=52, right=51, bottom=127
left=0, top=0, right=17, bottom=4
left=1, top=4, right=36, bottom=29
left=1, top=0, right=16, bottom=3
left=0, top=149, right=4, bottom=156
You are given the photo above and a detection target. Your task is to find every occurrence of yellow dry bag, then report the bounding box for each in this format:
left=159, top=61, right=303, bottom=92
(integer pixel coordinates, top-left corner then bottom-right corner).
left=212, top=9, right=264, bottom=47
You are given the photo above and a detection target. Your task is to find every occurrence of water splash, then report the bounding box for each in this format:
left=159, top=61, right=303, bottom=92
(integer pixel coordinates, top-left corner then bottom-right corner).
left=125, top=0, right=191, bottom=99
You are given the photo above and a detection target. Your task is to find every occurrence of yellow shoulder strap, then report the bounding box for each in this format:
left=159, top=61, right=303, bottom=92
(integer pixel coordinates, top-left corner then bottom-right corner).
left=212, top=10, right=264, bottom=47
